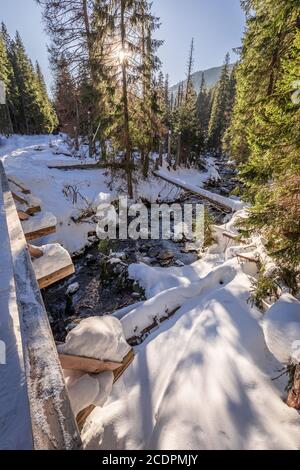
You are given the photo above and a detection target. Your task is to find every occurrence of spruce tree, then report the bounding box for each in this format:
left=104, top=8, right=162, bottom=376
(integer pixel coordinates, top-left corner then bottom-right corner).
left=0, top=29, right=13, bottom=134
left=207, top=52, right=231, bottom=154
left=172, top=39, right=199, bottom=167
left=196, top=73, right=211, bottom=151
left=227, top=0, right=300, bottom=266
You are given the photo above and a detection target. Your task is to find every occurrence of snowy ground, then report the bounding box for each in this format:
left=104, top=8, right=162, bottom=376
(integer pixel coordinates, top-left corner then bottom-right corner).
left=2, top=134, right=300, bottom=450
left=81, top=215, right=300, bottom=450
left=0, top=135, right=220, bottom=253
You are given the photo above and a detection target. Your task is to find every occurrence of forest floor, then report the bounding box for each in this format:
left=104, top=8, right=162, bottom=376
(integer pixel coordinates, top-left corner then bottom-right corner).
left=1, top=134, right=300, bottom=450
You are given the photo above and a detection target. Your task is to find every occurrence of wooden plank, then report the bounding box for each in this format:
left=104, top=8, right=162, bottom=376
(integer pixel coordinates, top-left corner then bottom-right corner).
left=13, top=192, right=41, bottom=215
left=76, top=349, right=135, bottom=431
left=8, top=176, right=31, bottom=194
left=58, top=354, right=122, bottom=374
left=27, top=245, right=43, bottom=259
left=18, top=210, right=29, bottom=221
left=0, top=161, right=81, bottom=450
left=0, top=165, right=33, bottom=450
left=25, top=205, right=41, bottom=215
left=24, top=225, right=56, bottom=241
left=12, top=191, right=28, bottom=205
left=37, top=264, right=75, bottom=289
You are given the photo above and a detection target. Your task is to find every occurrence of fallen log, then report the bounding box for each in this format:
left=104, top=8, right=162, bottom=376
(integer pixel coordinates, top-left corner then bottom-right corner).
left=236, top=253, right=259, bottom=264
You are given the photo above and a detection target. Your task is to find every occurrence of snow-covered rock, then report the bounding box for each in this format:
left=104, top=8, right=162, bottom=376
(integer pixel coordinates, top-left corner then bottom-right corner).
left=66, top=282, right=80, bottom=295
left=263, top=294, right=300, bottom=364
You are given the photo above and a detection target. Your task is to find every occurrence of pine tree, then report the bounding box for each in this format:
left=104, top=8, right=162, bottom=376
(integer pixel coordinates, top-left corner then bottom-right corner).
left=227, top=0, right=300, bottom=266
left=0, top=23, right=20, bottom=133
left=11, top=32, right=57, bottom=134
left=196, top=73, right=211, bottom=151
left=172, top=39, right=199, bottom=167
left=0, top=29, right=13, bottom=134
left=207, top=52, right=231, bottom=154
left=35, top=61, right=58, bottom=132
left=53, top=57, right=79, bottom=137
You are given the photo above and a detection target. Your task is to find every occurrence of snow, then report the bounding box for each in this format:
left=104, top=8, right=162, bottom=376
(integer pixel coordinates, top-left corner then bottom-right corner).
left=57, top=316, right=131, bottom=363
left=122, top=263, right=236, bottom=339
left=155, top=161, right=244, bottom=212
left=263, top=294, right=300, bottom=364
left=21, top=211, right=57, bottom=234
left=32, top=243, right=72, bottom=280
left=0, top=135, right=113, bottom=254
left=58, top=316, right=131, bottom=416
left=65, top=371, right=114, bottom=417
left=0, top=136, right=217, bottom=252
left=83, top=258, right=300, bottom=449
left=82, top=211, right=300, bottom=450
left=2, top=135, right=300, bottom=449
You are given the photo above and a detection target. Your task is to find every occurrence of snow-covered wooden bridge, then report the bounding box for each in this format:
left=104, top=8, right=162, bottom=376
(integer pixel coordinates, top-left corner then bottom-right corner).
left=0, top=161, right=82, bottom=450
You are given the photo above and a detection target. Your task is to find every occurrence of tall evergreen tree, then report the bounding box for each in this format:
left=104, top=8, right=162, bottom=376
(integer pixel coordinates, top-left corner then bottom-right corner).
left=227, top=0, right=300, bottom=266
left=207, top=52, right=231, bottom=153
left=10, top=32, right=57, bottom=134
left=0, top=29, right=13, bottom=134
left=172, top=39, right=199, bottom=167
left=53, top=57, right=79, bottom=136
left=196, top=73, right=211, bottom=151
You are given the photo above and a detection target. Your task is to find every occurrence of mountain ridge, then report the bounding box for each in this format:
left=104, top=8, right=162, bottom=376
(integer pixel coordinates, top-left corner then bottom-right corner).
left=170, top=63, right=235, bottom=96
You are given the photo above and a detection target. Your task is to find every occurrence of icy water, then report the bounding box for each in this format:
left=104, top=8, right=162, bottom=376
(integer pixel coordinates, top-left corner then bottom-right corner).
left=43, top=165, right=235, bottom=341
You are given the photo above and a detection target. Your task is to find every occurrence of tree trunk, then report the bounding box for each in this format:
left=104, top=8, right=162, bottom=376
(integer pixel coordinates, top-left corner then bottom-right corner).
left=287, top=365, right=300, bottom=410
left=158, top=140, right=163, bottom=167
left=175, top=133, right=182, bottom=168
left=167, top=131, right=172, bottom=165
left=121, top=0, right=133, bottom=198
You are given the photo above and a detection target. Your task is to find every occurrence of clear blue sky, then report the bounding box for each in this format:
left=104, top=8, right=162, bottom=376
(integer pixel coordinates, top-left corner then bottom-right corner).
left=1, top=0, right=245, bottom=89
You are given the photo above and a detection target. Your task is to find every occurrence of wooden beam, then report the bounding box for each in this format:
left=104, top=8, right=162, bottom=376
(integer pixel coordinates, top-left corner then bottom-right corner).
left=27, top=245, right=43, bottom=259
left=24, top=225, right=56, bottom=242
left=18, top=210, right=29, bottom=221
left=76, top=349, right=135, bottom=431
left=0, top=161, right=81, bottom=450
left=58, top=354, right=122, bottom=374
left=25, top=205, right=41, bottom=215
left=12, top=191, right=28, bottom=205
left=13, top=192, right=41, bottom=215
left=37, top=264, right=75, bottom=289
left=8, top=176, right=31, bottom=194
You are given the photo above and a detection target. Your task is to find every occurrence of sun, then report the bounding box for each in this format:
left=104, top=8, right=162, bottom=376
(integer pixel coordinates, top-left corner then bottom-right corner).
left=118, top=48, right=128, bottom=64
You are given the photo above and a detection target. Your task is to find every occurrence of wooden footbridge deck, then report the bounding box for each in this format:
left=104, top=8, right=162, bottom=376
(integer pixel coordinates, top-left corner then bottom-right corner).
left=0, top=161, right=82, bottom=450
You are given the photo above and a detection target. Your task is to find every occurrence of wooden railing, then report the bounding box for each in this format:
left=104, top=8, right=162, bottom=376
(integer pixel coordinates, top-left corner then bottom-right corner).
left=0, top=161, right=82, bottom=450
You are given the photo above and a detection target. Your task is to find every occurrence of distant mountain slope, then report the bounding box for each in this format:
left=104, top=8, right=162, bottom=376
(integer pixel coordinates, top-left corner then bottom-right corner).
left=170, top=64, right=235, bottom=96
